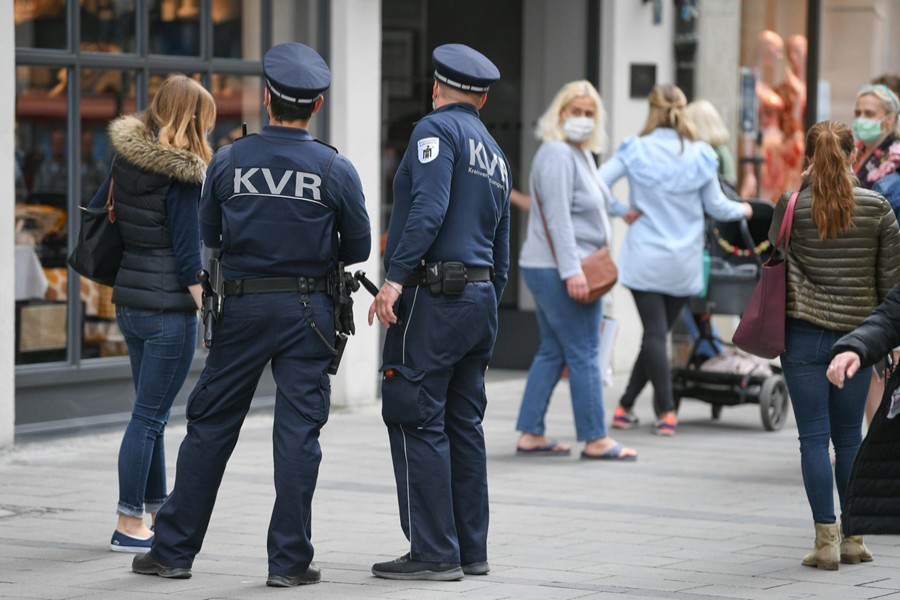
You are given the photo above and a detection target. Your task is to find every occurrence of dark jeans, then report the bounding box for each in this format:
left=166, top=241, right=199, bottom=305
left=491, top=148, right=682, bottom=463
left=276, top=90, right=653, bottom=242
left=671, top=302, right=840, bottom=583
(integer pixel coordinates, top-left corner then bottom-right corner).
left=116, top=307, right=197, bottom=517
left=619, top=290, right=688, bottom=415
left=781, top=318, right=869, bottom=524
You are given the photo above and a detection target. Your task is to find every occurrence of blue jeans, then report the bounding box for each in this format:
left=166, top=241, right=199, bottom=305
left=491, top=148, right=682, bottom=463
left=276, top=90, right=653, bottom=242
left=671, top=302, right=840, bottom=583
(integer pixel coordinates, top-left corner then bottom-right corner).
left=679, top=305, right=722, bottom=360
left=781, top=318, right=869, bottom=525
left=116, top=306, right=197, bottom=517
left=516, top=268, right=605, bottom=441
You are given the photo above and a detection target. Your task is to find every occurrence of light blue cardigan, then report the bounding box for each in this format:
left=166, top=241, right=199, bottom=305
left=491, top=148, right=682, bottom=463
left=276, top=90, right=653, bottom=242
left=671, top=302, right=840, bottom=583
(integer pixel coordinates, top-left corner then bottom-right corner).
left=600, top=128, right=746, bottom=296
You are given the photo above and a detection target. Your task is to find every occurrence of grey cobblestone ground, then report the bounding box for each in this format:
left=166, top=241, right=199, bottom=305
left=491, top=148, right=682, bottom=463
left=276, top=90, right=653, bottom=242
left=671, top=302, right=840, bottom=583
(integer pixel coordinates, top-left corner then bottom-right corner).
left=1, top=370, right=899, bottom=599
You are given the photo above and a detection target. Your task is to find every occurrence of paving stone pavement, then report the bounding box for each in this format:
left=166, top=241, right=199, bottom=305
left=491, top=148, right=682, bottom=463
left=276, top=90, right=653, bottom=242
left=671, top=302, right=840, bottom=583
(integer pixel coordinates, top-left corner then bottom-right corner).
left=1, top=369, right=899, bottom=599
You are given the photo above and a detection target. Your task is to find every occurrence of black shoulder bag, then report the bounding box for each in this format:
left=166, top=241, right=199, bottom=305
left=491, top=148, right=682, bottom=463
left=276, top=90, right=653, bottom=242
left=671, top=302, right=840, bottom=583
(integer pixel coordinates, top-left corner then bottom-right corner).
left=67, top=177, right=123, bottom=287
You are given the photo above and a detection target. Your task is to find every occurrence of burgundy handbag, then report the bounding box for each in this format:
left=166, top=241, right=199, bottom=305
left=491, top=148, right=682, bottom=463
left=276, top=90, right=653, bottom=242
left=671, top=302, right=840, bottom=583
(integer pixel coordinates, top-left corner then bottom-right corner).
left=731, top=190, right=798, bottom=359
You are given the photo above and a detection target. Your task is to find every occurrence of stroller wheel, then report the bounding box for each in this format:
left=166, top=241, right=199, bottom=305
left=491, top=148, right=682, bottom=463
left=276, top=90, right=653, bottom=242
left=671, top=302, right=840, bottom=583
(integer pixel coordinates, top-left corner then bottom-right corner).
left=759, top=375, right=789, bottom=431
left=711, top=404, right=723, bottom=420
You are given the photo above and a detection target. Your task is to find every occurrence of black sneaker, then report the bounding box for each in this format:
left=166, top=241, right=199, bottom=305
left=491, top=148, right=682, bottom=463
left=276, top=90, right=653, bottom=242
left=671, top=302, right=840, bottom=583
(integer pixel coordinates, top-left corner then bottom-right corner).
left=372, top=553, right=464, bottom=581
left=462, top=561, right=490, bottom=575
left=131, top=551, right=191, bottom=579
left=266, top=562, right=321, bottom=587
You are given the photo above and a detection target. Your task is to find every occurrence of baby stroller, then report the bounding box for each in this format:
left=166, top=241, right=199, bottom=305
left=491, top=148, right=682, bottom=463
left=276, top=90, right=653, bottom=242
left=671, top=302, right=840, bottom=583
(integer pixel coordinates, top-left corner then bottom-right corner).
left=671, top=199, right=790, bottom=431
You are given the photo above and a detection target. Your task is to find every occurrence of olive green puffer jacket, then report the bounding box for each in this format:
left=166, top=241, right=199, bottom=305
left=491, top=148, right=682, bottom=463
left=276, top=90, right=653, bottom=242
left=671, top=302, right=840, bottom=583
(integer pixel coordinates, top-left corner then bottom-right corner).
left=768, top=183, right=900, bottom=332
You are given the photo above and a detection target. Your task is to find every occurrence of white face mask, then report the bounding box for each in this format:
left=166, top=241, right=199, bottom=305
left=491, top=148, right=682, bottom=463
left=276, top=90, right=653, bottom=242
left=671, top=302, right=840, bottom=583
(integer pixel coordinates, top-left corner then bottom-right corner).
left=563, top=116, right=595, bottom=142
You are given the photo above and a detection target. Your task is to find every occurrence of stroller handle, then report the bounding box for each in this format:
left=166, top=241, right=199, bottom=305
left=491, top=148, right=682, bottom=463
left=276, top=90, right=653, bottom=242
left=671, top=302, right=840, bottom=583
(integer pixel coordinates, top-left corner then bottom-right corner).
left=738, top=219, right=764, bottom=269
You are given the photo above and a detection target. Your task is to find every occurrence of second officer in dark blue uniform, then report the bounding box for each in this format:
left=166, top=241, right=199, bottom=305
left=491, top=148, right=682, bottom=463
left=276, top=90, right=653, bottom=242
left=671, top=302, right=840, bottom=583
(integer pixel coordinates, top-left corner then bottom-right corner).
left=369, top=44, right=511, bottom=581
left=132, top=43, right=371, bottom=587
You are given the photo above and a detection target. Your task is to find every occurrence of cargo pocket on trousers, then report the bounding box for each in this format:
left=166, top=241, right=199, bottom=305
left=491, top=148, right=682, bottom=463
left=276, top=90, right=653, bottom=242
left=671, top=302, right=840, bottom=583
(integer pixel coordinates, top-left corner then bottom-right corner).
left=315, top=372, right=331, bottom=426
left=186, top=366, right=217, bottom=421
left=381, top=364, right=426, bottom=426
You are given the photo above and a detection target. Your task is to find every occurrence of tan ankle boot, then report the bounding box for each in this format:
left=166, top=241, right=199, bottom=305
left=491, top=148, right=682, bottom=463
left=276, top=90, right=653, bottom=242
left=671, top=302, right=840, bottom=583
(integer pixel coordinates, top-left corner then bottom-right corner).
left=801, top=523, right=839, bottom=570
left=840, top=535, right=873, bottom=564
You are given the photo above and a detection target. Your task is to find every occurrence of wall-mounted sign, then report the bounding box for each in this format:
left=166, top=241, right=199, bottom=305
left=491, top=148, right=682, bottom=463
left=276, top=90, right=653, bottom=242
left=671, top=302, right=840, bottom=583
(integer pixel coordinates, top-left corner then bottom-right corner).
left=630, top=63, right=657, bottom=98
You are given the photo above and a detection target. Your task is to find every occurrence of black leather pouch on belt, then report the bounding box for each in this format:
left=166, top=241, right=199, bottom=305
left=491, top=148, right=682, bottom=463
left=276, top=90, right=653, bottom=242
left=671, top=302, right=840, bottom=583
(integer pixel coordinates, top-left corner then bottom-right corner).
left=441, top=262, right=466, bottom=295
left=425, top=262, right=443, bottom=294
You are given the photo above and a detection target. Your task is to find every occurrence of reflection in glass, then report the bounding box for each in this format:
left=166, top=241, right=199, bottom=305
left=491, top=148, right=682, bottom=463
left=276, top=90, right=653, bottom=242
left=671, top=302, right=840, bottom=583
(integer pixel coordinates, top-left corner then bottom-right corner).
left=14, top=0, right=67, bottom=50
left=81, top=0, right=137, bottom=53
left=149, top=0, right=200, bottom=56
left=81, top=69, right=137, bottom=359
left=214, top=0, right=260, bottom=59
left=211, top=75, right=261, bottom=149
left=15, top=66, right=69, bottom=364
left=737, top=3, right=808, bottom=203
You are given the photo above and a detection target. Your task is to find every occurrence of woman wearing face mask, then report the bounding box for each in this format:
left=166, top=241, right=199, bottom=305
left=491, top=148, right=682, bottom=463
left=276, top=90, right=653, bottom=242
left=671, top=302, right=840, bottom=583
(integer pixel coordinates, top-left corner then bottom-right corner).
left=601, top=84, right=752, bottom=436
left=853, top=84, right=900, bottom=216
left=515, top=80, right=637, bottom=460
left=851, top=83, right=900, bottom=425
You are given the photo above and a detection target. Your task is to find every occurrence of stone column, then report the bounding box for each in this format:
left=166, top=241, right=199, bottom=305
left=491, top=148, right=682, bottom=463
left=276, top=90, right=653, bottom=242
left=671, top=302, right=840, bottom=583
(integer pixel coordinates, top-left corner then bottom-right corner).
left=328, top=0, right=382, bottom=408
left=695, top=0, right=742, bottom=158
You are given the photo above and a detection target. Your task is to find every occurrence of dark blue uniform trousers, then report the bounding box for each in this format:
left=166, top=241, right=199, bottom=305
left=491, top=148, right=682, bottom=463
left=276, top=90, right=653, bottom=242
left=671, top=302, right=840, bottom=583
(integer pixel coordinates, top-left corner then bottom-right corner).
left=151, top=292, right=334, bottom=577
left=380, top=281, right=498, bottom=564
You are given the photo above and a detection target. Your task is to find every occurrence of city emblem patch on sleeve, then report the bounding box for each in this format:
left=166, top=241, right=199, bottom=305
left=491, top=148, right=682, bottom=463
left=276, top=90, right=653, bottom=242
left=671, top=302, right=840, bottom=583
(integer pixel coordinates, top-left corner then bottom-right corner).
left=417, top=137, right=440, bottom=164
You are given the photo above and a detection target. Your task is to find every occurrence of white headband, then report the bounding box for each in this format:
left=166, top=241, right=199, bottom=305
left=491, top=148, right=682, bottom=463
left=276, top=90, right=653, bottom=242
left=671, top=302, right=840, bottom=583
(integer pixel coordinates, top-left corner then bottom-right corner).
left=266, top=78, right=317, bottom=104
left=434, top=71, right=489, bottom=93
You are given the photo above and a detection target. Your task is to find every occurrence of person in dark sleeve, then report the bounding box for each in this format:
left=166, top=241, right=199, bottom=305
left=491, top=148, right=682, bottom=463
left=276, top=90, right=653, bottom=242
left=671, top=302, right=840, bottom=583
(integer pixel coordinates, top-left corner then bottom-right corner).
left=827, top=284, right=900, bottom=553
left=93, top=75, right=214, bottom=554
left=132, top=43, right=371, bottom=587
left=367, top=43, right=510, bottom=581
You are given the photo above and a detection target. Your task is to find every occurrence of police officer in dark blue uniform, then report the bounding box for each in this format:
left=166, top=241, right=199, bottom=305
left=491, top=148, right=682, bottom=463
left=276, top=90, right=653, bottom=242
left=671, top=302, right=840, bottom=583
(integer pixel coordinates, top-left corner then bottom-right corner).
left=368, top=44, right=511, bottom=581
left=132, top=43, right=371, bottom=587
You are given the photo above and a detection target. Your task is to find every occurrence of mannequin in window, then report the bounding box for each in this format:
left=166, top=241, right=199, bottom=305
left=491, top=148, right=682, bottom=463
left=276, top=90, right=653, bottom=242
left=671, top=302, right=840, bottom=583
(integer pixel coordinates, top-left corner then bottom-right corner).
left=739, top=29, right=785, bottom=201
left=776, top=34, right=808, bottom=194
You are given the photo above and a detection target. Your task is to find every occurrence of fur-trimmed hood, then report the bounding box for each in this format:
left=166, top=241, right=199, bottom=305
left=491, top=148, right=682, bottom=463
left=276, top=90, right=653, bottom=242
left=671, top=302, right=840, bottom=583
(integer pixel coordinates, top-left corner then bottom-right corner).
left=108, top=115, right=208, bottom=185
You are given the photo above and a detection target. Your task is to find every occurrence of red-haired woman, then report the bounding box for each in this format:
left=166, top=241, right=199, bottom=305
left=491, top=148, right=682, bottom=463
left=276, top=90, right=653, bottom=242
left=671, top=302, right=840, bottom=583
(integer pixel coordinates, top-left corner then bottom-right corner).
left=771, top=120, right=900, bottom=569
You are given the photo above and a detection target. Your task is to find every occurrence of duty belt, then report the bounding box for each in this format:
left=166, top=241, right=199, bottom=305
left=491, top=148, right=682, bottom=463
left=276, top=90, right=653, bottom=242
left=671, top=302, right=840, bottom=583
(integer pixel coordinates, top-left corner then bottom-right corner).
left=404, top=266, right=493, bottom=287
left=223, top=276, right=328, bottom=296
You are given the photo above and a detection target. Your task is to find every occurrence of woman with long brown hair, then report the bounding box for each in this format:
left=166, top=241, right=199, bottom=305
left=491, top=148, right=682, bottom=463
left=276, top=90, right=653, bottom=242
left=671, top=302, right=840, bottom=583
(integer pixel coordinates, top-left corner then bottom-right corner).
left=771, top=120, right=900, bottom=570
left=89, top=75, right=215, bottom=552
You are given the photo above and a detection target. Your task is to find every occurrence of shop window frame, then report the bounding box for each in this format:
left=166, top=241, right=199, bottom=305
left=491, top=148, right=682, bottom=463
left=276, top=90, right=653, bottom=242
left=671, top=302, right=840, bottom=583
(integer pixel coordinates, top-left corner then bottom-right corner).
left=14, top=0, right=329, bottom=383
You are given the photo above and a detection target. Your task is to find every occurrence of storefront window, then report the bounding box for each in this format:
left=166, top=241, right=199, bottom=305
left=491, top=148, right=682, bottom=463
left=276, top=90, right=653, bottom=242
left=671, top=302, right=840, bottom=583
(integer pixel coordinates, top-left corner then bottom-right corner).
left=211, top=74, right=262, bottom=147
left=213, top=0, right=260, bottom=59
left=80, top=69, right=137, bottom=360
left=15, top=0, right=68, bottom=50
left=738, top=2, right=808, bottom=203
left=14, top=0, right=308, bottom=375
left=81, top=0, right=137, bottom=54
left=149, top=0, right=200, bottom=56
left=15, top=66, right=70, bottom=364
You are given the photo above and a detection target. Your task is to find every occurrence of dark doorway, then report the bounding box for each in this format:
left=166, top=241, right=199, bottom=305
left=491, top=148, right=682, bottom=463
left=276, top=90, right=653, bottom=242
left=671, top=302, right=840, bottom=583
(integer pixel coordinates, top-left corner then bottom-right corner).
left=380, top=0, right=524, bottom=309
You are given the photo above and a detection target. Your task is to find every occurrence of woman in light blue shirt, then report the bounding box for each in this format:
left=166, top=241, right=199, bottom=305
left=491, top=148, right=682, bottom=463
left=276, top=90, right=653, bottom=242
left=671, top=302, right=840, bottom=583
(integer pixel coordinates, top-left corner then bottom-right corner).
left=516, top=80, right=636, bottom=461
left=601, top=83, right=751, bottom=436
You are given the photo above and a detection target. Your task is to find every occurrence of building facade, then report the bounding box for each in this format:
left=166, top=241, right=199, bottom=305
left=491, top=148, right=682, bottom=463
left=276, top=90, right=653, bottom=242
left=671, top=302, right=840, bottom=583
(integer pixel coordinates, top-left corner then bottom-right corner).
left=3, top=0, right=899, bottom=446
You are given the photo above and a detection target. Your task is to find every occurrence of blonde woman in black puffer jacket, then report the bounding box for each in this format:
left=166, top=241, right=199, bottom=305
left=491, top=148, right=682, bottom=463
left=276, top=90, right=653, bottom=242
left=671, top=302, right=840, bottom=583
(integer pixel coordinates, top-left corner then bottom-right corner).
left=769, top=120, right=900, bottom=571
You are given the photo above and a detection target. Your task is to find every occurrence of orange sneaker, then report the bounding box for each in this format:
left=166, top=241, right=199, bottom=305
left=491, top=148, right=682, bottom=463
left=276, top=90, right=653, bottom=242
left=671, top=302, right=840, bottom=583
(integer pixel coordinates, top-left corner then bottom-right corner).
left=612, top=406, right=639, bottom=429
left=654, top=413, right=677, bottom=436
